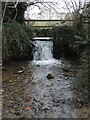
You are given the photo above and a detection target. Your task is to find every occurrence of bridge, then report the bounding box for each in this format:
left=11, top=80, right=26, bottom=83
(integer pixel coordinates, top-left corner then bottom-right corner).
left=25, top=19, right=73, bottom=29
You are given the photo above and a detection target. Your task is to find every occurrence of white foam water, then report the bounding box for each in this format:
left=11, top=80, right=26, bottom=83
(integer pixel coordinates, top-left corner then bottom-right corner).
left=32, top=39, right=61, bottom=66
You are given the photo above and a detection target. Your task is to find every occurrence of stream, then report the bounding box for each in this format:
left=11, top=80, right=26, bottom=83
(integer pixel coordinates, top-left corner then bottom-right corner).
left=2, top=39, right=87, bottom=118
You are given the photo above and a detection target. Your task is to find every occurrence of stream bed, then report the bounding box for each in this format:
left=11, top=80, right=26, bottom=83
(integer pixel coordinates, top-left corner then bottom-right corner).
left=2, top=59, right=79, bottom=118
left=2, top=39, right=88, bottom=118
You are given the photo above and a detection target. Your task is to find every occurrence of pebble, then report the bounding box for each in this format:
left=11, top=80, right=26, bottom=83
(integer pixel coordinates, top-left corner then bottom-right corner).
left=14, top=111, right=20, bottom=116
left=47, top=73, right=54, bottom=79
left=42, top=106, right=49, bottom=111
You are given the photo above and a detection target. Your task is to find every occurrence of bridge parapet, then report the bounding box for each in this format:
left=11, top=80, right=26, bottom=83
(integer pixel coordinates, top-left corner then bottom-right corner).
left=25, top=19, right=73, bottom=28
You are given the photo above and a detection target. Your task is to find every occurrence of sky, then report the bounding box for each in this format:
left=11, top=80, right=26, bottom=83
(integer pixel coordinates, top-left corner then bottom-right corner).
left=24, top=0, right=89, bottom=20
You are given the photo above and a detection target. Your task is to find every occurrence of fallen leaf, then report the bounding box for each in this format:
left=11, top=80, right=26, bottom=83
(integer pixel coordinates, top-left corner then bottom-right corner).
left=26, top=107, right=31, bottom=110
left=26, top=100, right=31, bottom=103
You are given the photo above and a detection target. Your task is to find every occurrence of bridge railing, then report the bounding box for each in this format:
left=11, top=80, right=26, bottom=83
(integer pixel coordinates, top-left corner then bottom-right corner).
left=25, top=19, right=73, bottom=28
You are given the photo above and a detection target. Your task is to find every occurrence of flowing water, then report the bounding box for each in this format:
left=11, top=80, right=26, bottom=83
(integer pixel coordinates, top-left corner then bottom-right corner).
left=30, top=39, right=76, bottom=118
left=2, top=38, right=82, bottom=118
left=32, top=40, right=60, bottom=66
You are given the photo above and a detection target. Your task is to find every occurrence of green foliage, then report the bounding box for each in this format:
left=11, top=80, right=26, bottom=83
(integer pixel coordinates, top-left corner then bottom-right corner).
left=52, top=26, right=75, bottom=46
left=72, top=38, right=90, bottom=104
left=72, top=37, right=89, bottom=55
left=2, top=21, right=34, bottom=61
left=15, top=2, right=27, bottom=23
left=52, top=25, right=89, bottom=104
left=73, top=51, right=89, bottom=104
left=21, top=24, right=34, bottom=39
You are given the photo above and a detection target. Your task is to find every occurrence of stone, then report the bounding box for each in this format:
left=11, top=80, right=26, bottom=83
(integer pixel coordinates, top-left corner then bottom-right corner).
left=15, top=70, right=24, bottom=74
left=37, top=65, right=40, bottom=67
left=47, top=73, right=54, bottom=79
left=2, top=66, right=6, bottom=70
left=42, top=106, right=49, bottom=111
left=14, top=111, right=20, bottom=116
left=63, top=68, right=69, bottom=72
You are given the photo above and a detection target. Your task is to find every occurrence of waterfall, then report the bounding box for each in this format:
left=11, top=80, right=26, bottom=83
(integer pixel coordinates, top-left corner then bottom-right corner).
left=32, top=38, right=60, bottom=65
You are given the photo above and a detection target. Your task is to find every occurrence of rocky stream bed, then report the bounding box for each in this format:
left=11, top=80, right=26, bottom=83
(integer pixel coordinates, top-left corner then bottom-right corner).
left=2, top=59, right=88, bottom=119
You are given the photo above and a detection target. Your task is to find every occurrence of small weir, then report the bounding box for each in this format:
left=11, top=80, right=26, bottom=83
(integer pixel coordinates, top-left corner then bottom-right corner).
left=32, top=37, right=60, bottom=65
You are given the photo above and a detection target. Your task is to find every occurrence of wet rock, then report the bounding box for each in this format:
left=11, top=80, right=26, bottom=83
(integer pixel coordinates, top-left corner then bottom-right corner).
left=37, top=65, right=40, bottom=67
left=0, top=89, right=4, bottom=92
left=14, top=111, right=20, bottom=116
left=65, top=77, right=68, bottom=80
left=9, top=80, right=13, bottom=83
left=46, top=83, right=51, bottom=87
left=40, top=102, right=44, bottom=106
left=47, top=73, right=54, bottom=79
left=9, top=101, right=15, bottom=108
left=63, top=73, right=69, bottom=77
left=63, top=68, right=70, bottom=72
left=2, top=66, right=6, bottom=70
left=33, top=98, right=37, bottom=102
left=53, top=103, right=59, bottom=107
left=61, top=100, right=65, bottom=104
left=53, top=99, right=60, bottom=104
left=15, top=70, right=24, bottom=74
left=42, top=106, right=49, bottom=111
left=31, top=81, right=36, bottom=85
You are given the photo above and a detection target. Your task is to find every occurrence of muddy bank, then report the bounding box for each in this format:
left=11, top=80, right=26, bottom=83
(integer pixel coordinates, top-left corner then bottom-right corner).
left=2, top=60, right=88, bottom=118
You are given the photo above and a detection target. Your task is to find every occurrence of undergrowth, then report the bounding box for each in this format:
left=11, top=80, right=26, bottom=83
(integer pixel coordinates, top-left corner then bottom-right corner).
left=73, top=38, right=89, bottom=104
left=2, top=21, right=34, bottom=62
left=52, top=25, right=89, bottom=104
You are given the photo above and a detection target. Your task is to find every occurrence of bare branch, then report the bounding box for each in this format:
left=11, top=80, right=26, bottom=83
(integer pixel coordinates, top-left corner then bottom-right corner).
left=62, top=0, right=73, bottom=18
left=15, top=0, right=19, bottom=8
left=47, top=2, right=59, bottom=14
left=2, top=0, right=8, bottom=23
left=71, top=0, right=76, bottom=11
left=73, top=0, right=78, bottom=10
left=13, top=6, right=17, bottom=20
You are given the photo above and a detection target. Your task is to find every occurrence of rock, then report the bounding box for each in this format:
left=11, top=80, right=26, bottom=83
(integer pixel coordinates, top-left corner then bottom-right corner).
left=61, top=101, right=65, bottom=104
left=9, top=80, right=13, bottom=83
left=47, top=73, right=54, bottom=79
left=37, top=65, right=40, bottom=67
left=33, top=98, right=37, bottom=102
left=0, top=89, right=4, bottom=92
left=63, top=68, right=69, bottom=72
left=46, top=83, right=51, bottom=87
left=63, top=73, right=69, bottom=77
left=14, top=111, right=20, bottom=116
left=15, top=70, right=24, bottom=74
left=2, top=66, right=6, bottom=70
left=42, top=106, right=49, bottom=111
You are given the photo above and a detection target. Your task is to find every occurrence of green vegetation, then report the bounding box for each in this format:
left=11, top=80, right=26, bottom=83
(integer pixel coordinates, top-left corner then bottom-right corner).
left=2, top=1, right=89, bottom=105
left=73, top=38, right=89, bottom=104
left=2, top=2, right=34, bottom=62
left=2, top=21, right=34, bottom=62
left=51, top=26, right=77, bottom=58
left=51, top=25, right=89, bottom=104
left=52, top=26, right=75, bottom=46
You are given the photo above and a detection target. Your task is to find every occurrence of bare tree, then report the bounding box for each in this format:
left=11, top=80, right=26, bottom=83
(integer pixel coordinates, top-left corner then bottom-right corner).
left=25, top=1, right=64, bottom=20
left=2, top=0, right=20, bottom=23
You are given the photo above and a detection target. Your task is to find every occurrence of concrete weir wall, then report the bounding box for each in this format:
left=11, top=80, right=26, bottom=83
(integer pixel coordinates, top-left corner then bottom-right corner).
left=33, top=37, right=53, bottom=41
